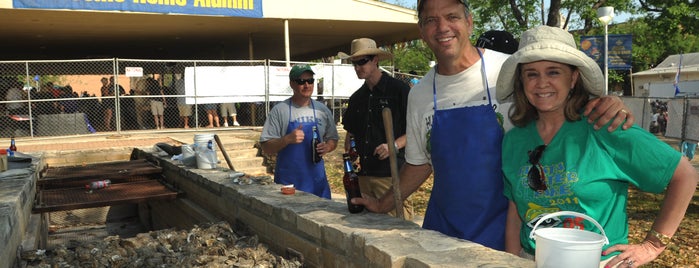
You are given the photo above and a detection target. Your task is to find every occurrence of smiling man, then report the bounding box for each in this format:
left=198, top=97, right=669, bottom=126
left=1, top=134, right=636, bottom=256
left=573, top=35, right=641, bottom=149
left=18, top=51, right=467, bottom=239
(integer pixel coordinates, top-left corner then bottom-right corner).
left=352, top=0, right=635, bottom=251
left=259, top=65, right=339, bottom=199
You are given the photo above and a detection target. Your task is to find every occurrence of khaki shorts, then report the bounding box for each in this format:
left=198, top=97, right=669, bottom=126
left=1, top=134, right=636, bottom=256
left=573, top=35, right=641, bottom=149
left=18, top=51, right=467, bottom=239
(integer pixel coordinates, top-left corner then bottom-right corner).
left=358, top=175, right=413, bottom=220
left=150, top=100, right=164, bottom=115
left=177, top=104, right=192, bottom=116
left=220, top=103, right=237, bottom=116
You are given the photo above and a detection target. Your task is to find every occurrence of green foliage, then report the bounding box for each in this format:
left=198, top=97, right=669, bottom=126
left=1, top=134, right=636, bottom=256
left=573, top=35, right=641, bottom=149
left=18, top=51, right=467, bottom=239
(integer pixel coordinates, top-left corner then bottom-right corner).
left=391, top=40, right=435, bottom=75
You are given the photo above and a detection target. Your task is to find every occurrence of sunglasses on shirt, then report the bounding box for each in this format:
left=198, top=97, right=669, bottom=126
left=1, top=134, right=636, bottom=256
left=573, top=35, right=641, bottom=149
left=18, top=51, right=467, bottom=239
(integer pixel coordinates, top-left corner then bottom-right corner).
left=527, top=145, right=547, bottom=193
left=293, top=78, right=315, bottom=85
left=351, top=56, right=374, bottom=66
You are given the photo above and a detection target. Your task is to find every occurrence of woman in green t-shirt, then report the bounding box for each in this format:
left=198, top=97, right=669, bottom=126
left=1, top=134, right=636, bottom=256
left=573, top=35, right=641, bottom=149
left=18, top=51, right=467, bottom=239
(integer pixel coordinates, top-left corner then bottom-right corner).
left=496, top=25, right=698, bottom=268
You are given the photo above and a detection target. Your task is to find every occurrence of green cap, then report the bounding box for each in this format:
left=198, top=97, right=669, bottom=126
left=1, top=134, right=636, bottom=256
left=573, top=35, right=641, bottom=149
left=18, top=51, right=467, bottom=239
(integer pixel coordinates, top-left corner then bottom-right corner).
left=289, top=64, right=315, bottom=80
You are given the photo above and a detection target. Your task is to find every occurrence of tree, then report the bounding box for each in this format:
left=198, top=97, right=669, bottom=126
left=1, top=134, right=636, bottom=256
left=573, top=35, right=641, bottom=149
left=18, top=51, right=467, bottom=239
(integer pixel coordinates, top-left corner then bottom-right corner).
left=391, top=40, right=435, bottom=75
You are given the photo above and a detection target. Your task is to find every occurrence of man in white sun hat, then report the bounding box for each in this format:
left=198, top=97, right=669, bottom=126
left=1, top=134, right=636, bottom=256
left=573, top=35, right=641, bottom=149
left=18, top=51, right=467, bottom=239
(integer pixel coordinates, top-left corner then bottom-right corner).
left=339, top=38, right=413, bottom=219
left=351, top=0, right=636, bottom=251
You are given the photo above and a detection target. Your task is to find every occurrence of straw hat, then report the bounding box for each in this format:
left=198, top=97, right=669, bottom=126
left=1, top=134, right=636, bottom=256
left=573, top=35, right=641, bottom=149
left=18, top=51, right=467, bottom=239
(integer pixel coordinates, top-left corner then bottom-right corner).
left=337, top=38, right=393, bottom=61
left=496, top=26, right=604, bottom=103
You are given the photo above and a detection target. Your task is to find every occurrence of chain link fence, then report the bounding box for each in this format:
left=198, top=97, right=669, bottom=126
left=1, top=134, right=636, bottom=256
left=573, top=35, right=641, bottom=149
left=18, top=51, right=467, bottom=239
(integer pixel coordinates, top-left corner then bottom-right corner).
left=4, top=59, right=695, bottom=141
left=0, top=59, right=376, bottom=138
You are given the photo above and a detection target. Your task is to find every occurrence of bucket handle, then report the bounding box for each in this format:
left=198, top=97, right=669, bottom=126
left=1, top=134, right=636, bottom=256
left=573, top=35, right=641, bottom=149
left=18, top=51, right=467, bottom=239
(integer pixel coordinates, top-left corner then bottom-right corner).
left=528, top=211, right=609, bottom=245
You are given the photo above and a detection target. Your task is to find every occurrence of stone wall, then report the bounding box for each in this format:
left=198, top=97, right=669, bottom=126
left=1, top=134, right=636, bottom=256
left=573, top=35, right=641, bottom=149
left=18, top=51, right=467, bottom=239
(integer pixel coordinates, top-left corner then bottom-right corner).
left=133, top=149, right=534, bottom=268
left=0, top=155, right=44, bottom=268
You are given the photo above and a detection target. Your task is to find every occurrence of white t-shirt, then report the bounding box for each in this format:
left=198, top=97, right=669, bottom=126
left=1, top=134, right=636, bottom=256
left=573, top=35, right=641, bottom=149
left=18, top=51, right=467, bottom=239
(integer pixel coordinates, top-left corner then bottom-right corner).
left=405, top=49, right=512, bottom=166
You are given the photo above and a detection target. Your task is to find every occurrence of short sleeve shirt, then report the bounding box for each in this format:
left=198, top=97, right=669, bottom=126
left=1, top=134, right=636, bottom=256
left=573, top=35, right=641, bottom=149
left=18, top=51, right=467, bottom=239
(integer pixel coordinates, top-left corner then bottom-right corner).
left=501, top=118, right=680, bottom=257
left=342, top=73, right=410, bottom=176
left=260, top=98, right=339, bottom=143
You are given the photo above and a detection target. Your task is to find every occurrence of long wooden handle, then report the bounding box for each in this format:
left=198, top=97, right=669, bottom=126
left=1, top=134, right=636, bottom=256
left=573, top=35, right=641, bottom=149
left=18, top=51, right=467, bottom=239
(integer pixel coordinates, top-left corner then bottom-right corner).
left=214, top=134, right=236, bottom=171
left=382, top=107, right=405, bottom=220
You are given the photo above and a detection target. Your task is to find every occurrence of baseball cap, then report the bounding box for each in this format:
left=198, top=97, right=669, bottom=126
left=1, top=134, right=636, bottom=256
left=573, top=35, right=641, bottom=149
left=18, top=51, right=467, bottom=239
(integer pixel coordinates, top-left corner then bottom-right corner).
left=289, top=64, right=315, bottom=80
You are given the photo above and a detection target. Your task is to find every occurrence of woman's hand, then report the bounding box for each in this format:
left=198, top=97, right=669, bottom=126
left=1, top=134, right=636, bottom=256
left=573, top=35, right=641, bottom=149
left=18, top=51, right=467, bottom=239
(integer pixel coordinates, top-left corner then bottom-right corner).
left=602, top=240, right=664, bottom=268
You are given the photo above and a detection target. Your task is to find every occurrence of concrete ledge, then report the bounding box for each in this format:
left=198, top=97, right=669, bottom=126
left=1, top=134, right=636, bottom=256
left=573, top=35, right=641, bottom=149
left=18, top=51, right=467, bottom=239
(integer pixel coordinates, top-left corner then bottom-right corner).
left=0, top=154, right=44, bottom=268
left=134, top=149, right=535, bottom=268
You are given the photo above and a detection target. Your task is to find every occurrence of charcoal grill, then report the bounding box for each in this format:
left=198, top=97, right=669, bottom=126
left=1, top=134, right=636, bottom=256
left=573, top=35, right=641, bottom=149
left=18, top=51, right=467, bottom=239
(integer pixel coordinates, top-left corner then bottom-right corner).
left=33, top=159, right=181, bottom=213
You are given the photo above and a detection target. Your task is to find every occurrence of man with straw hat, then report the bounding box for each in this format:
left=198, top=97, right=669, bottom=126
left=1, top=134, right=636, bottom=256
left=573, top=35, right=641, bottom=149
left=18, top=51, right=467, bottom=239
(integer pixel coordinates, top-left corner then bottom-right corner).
left=351, top=0, right=636, bottom=251
left=339, top=38, right=413, bottom=219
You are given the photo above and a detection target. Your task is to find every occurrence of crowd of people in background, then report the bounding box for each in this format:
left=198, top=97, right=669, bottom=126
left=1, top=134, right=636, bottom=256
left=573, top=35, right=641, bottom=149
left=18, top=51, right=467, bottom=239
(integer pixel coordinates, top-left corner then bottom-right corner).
left=650, top=99, right=669, bottom=135
left=0, top=74, right=258, bottom=135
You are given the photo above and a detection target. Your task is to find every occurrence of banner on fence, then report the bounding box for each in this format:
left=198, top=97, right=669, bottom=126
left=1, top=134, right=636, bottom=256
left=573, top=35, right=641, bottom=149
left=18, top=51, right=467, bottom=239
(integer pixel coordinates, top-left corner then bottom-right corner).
left=580, top=34, right=632, bottom=70
left=183, top=64, right=363, bottom=104
left=13, top=0, right=263, bottom=18
left=185, top=66, right=266, bottom=104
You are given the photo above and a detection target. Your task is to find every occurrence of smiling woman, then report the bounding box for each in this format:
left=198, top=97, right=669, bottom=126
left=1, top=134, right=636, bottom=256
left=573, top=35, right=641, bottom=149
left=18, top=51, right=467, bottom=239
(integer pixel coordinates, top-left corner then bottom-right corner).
left=499, top=25, right=699, bottom=267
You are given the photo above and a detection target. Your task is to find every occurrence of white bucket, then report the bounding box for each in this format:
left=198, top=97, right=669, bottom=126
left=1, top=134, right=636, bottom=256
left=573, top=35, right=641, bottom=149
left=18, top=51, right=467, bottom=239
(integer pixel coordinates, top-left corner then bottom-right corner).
left=529, top=211, right=609, bottom=268
left=194, top=133, right=218, bottom=169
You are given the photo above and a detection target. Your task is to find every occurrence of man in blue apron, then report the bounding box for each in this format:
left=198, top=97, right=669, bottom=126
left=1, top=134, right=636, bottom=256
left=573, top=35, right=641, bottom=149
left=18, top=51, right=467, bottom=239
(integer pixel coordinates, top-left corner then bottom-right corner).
left=351, top=0, right=635, bottom=251
left=260, top=65, right=339, bottom=199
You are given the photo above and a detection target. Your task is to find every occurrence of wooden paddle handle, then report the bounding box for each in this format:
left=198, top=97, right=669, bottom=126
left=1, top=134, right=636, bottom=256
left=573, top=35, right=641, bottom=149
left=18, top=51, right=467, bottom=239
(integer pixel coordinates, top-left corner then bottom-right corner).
left=382, top=107, right=405, bottom=220
left=214, top=134, right=236, bottom=171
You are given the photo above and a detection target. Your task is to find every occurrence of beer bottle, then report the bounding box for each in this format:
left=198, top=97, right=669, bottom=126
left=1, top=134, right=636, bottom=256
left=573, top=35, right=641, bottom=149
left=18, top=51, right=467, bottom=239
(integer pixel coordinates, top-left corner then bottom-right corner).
left=311, top=126, right=322, bottom=163
left=348, top=136, right=359, bottom=162
left=9, top=136, right=17, bottom=157
left=342, top=153, right=364, bottom=213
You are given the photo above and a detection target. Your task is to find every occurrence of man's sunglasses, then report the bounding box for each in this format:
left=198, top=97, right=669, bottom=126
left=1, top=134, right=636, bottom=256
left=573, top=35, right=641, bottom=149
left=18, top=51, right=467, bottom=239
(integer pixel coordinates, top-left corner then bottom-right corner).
left=293, top=78, right=315, bottom=85
left=527, top=145, right=547, bottom=193
left=352, top=56, right=373, bottom=66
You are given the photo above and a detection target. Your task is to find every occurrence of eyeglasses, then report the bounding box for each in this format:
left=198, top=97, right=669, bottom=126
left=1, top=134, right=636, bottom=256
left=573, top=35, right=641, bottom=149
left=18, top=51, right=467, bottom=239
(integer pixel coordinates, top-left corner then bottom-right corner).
left=527, top=145, right=547, bottom=193
left=351, top=56, right=373, bottom=66
left=293, top=78, right=315, bottom=85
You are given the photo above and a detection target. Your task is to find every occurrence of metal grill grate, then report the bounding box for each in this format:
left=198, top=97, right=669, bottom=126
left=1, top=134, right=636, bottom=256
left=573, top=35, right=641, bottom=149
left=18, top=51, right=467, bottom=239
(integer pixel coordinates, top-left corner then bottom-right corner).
left=34, top=159, right=180, bottom=213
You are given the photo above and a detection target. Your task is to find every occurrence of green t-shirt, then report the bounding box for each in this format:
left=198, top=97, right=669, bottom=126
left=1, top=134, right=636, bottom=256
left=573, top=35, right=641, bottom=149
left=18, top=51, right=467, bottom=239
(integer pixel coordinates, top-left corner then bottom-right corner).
left=502, top=117, right=680, bottom=258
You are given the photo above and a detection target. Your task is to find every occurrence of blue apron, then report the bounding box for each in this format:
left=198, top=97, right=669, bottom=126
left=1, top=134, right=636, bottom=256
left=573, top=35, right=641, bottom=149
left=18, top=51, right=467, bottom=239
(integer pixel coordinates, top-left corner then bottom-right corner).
left=423, top=50, right=508, bottom=250
left=274, top=100, right=331, bottom=199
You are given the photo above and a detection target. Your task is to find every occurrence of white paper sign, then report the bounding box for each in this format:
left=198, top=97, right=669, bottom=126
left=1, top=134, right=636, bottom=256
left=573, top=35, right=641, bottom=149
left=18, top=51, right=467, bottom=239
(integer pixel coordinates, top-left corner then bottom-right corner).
left=125, top=67, right=144, bottom=77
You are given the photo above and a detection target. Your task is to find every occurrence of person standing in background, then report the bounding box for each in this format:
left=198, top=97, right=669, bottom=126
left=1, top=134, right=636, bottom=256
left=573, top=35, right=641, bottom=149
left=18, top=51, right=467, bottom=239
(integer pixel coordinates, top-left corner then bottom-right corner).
left=5, top=80, right=27, bottom=115
left=259, top=64, right=339, bottom=199
left=146, top=76, right=166, bottom=130
left=173, top=73, right=192, bottom=129
left=408, top=70, right=420, bottom=88
left=220, top=102, right=240, bottom=127
left=132, top=75, right=150, bottom=129
left=338, top=37, right=413, bottom=219
left=681, top=140, right=698, bottom=161
left=204, top=103, right=220, bottom=128
left=99, top=77, right=114, bottom=131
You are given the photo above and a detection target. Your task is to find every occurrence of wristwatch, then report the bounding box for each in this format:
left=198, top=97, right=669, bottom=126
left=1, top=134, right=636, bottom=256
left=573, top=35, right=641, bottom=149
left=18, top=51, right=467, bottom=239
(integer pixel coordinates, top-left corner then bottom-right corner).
left=649, top=229, right=672, bottom=247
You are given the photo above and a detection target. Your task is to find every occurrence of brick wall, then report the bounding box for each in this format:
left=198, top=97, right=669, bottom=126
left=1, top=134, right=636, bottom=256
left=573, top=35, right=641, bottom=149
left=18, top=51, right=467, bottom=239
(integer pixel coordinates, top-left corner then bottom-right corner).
left=133, top=149, right=534, bottom=268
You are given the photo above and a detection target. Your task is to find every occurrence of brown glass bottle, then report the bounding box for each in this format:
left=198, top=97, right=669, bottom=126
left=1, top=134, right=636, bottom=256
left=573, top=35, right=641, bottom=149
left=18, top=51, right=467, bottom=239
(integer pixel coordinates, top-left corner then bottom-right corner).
left=342, top=153, right=364, bottom=213
left=311, top=126, right=322, bottom=163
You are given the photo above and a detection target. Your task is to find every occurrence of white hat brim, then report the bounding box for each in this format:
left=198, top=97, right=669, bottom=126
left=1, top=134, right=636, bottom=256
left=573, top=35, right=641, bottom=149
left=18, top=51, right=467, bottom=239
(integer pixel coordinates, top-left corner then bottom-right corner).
left=496, top=42, right=604, bottom=103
